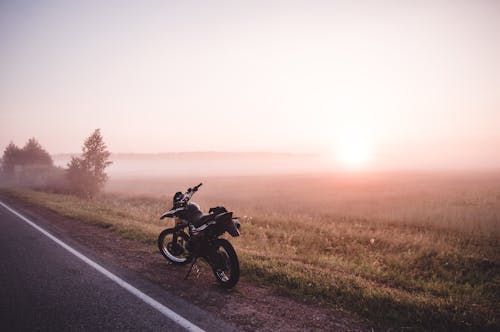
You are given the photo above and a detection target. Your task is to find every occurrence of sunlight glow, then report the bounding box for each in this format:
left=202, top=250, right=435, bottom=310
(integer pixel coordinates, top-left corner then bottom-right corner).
left=336, top=128, right=373, bottom=166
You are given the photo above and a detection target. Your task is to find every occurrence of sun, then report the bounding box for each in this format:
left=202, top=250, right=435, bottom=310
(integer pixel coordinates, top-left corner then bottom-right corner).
left=336, top=128, right=373, bottom=166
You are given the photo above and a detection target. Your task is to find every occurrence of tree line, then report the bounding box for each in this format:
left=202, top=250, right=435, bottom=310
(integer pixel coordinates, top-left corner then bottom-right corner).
left=1, top=138, right=53, bottom=174
left=0, top=129, right=112, bottom=196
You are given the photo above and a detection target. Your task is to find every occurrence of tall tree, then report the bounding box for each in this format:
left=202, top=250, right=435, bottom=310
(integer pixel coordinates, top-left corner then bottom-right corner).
left=1, top=142, right=22, bottom=175
left=22, top=137, right=53, bottom=166
left=67, top=129, right=112, bottom=195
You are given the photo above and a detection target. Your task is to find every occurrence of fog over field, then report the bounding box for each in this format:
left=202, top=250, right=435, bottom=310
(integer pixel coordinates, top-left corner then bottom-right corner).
left=53, top=151, right=500, bottom=180
left=53, top=152, right=331, bottom=177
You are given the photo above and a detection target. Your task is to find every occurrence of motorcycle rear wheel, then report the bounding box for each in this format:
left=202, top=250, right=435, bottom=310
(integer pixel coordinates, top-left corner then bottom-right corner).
left=210, top=239, right=240, bottom=289
left=158, top=229, right=191, bottom=265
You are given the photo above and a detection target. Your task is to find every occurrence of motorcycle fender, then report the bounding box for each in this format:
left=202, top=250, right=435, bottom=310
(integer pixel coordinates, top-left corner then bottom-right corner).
left=160, top=207, right=184, bottom=219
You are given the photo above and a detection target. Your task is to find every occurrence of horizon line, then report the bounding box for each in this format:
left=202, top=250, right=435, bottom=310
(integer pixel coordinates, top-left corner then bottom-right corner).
left=52, top=151, right=320, bottom=157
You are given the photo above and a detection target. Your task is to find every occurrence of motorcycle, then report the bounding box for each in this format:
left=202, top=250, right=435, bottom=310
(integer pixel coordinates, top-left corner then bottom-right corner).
left=157, top=183, right=241, bottom=288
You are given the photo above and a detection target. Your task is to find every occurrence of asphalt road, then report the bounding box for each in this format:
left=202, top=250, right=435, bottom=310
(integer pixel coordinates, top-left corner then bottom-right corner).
left=0, top=202, right=237, bottom=332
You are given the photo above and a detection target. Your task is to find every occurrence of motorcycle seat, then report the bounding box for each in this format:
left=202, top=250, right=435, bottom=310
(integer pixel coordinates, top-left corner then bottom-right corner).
left=191, top=213, right=215, bottom=228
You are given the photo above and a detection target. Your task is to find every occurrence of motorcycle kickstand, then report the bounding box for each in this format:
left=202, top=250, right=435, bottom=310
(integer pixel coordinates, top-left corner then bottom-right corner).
left=184, top=256, right=199, bottom=280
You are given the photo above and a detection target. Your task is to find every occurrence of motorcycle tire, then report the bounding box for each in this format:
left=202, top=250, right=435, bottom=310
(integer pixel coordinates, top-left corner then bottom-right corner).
left=158, top=228, right=191, bottom=265
left=211, top=239, right=240, bottom=289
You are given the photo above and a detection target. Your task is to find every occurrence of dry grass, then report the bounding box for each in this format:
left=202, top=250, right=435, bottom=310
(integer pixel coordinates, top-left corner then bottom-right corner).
left=2, top=171, right=499, bottom=330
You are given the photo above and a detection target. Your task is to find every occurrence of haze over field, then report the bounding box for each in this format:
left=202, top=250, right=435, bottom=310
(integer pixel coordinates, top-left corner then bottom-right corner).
left=52, top=152, right=326, bottom=177
left=1, top=0, right=500, bottom=171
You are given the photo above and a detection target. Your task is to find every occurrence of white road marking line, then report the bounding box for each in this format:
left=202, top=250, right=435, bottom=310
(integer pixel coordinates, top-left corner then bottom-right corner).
left=0, top=201, right=205, bottom=332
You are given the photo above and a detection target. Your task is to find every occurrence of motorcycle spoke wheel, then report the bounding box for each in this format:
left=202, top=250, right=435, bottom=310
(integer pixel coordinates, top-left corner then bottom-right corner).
left=158, top=229, right=191, bottom=265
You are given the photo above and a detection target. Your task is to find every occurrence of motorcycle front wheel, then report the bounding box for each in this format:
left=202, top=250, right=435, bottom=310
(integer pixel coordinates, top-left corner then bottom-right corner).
left=158, top=229, right=191, bottom=265
left=210, top=239, right=240, bottom=289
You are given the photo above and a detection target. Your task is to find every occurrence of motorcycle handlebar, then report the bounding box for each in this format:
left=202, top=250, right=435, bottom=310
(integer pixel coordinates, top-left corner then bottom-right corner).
left=183, top=183, right=203, bottom=203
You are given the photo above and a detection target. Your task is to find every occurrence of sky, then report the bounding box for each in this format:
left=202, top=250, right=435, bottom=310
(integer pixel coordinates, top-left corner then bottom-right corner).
left=1, top=0, right=499, bottom=170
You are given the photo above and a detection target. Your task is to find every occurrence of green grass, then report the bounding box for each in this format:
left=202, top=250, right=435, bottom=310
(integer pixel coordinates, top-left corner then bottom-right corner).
left=1, top=175, right=499, bottom=331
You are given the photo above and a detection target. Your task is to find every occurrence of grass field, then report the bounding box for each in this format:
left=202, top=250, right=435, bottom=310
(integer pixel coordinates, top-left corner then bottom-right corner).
left=2, top=171, right=499, bottom=330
